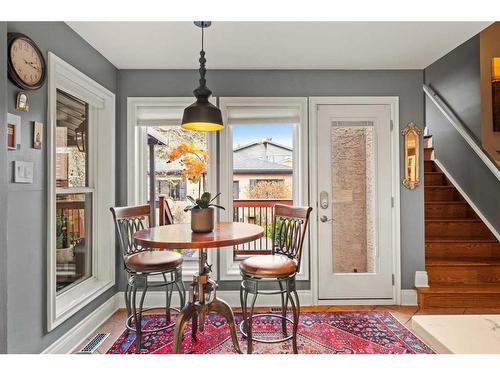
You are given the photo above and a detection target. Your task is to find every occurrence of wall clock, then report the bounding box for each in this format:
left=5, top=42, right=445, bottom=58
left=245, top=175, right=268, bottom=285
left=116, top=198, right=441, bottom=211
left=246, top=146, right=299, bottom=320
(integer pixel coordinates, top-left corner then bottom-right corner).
left=7, top=33, right=47, bottom=90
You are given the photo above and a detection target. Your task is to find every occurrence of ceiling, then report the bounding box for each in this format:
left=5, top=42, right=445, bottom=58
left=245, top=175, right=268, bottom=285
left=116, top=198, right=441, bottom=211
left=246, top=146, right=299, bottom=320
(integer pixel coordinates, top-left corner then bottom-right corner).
left=67, top=22, right=491, bottom=70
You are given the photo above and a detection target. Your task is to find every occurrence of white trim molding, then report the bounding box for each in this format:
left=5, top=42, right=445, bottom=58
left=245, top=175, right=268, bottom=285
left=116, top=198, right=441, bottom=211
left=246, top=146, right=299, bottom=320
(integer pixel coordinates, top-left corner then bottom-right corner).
left=424, top=84, right=500, bottom=182
left=308, top=96, right=401, bottom=306
left=433, top=159, right=500, bottom=241
left=47, top=53, right=115, bottom=331
left=42, top=295, right=119, bottom=354
left=400, top=289, right=418, bottom=306
left=218, top=97, right=309, bottom=281
left=415, top=271, right=429, bottom=288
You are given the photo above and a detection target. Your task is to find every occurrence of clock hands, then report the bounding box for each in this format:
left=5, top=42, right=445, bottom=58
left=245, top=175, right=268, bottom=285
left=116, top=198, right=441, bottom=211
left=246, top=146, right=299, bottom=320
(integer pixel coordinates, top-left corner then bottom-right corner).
left=23, top=58, right=40, bottom=72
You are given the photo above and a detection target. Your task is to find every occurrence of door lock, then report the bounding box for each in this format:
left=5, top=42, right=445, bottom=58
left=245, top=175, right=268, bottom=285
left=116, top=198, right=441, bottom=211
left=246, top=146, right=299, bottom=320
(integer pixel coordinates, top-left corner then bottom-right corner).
left=320, top=191, right=329, bottom=209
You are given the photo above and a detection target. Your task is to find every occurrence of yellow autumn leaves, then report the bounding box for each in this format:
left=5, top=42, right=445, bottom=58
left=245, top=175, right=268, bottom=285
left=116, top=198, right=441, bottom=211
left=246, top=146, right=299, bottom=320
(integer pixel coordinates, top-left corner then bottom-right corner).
left=167, top=142, right=208, bottom=184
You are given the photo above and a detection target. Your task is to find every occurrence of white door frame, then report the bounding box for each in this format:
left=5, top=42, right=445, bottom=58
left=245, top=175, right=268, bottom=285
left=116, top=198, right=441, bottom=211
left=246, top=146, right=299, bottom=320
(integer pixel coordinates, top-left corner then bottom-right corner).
left=309, top=97, right=401, bottom=305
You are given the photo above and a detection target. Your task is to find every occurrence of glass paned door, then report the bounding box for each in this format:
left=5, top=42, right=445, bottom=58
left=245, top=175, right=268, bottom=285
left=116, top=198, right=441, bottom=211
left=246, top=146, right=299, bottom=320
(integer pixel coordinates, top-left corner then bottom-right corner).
left=317, top=104, right=394, bottom=300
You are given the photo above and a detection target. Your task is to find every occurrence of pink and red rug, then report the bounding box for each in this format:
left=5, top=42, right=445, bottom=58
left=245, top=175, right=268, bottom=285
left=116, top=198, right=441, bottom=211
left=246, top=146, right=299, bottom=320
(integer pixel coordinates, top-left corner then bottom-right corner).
left=107, top=311, right=433, bottom=354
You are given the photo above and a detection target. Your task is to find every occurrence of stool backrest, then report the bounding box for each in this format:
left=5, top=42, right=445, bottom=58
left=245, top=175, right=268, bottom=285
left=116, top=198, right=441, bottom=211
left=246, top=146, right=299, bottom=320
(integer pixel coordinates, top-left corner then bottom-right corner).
left=110, top=196, right=173, bottom=260
left=272, top=204, right=312, bottom=272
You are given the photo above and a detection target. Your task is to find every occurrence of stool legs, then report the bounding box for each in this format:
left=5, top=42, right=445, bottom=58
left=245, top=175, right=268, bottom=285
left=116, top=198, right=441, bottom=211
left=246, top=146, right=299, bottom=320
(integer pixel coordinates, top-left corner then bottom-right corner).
left=240, top=276, right=300, bottom=354
left=127, top=269, right=184, bottom=354
left=278, top=280, right=288, bottom=336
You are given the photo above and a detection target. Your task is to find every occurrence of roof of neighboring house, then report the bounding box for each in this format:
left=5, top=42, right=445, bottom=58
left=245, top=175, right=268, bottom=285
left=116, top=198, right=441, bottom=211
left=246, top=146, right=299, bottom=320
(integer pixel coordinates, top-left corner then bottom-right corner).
left=233, top=153, right=292, bottom=174
left=233, top=139, right=292, bottom=153
left=154, top=159, right=184, bottom=175
left=151, top=140, right=293, bottom=176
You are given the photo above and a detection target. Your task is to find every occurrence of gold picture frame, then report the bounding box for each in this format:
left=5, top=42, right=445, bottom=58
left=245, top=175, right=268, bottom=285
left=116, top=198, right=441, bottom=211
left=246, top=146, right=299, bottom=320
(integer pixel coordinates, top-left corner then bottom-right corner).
left=401, top=122, right=422, bottom=190
left=16, top=91, right=29, bottom=112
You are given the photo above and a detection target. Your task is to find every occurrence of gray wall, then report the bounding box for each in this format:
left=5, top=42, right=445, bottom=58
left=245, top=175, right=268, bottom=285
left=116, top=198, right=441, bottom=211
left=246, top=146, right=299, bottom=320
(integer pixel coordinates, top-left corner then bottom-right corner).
left=117, top=69, right=426, bottom=290
left=2, top=22, right=118, bottom=353
left=0, top=22, right=9, bottom=354
left=425, top=36, right=500, bottom=231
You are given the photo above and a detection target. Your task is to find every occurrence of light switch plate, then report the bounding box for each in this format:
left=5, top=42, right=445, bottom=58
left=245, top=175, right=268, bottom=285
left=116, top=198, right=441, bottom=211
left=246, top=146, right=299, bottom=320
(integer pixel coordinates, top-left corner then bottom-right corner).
left=14, top=161, right=34, bottom=183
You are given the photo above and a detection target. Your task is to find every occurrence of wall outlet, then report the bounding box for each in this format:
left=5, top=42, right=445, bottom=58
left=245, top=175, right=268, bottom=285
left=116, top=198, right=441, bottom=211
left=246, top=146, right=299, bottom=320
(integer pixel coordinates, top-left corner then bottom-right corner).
left=13, top=161, right=34, bottom=183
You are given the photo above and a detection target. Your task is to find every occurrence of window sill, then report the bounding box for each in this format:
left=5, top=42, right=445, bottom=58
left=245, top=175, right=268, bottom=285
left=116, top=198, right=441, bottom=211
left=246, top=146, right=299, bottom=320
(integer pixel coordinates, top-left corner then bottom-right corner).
left=50, top=277, right=114, bottom=331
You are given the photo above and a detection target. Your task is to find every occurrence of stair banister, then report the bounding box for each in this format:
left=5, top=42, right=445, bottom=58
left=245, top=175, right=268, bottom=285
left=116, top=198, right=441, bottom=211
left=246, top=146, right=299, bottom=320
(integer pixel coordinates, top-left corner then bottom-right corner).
left=423, top=84, right=500, bottom=182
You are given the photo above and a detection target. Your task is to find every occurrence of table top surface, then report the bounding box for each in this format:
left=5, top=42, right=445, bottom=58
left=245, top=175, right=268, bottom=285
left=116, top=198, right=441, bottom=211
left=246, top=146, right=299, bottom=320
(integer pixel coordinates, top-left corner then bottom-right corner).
left=134, top=221, right=264, bottom=249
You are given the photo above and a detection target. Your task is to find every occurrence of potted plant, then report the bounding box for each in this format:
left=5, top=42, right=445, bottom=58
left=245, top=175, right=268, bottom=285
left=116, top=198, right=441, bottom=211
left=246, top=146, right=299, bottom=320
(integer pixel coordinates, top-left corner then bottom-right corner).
left=184, top=192, right=225, bottom=233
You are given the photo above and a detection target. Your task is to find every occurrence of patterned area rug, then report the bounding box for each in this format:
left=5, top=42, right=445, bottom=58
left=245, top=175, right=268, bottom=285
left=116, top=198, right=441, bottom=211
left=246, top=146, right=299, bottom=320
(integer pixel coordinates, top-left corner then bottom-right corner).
left=107, top=311, right=433, bottom=354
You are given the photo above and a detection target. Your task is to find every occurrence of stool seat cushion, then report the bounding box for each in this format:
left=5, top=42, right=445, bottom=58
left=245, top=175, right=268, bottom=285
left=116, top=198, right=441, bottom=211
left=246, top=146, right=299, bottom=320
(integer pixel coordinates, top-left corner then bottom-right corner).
left=240, top=254, right=297, bottom=277
left=126, top=250, right=182, bottom=272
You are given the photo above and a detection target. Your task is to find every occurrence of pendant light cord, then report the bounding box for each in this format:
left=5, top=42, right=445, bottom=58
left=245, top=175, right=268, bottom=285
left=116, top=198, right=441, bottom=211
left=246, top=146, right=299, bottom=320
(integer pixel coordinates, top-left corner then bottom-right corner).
left=198, top=24, right=206, bottom=89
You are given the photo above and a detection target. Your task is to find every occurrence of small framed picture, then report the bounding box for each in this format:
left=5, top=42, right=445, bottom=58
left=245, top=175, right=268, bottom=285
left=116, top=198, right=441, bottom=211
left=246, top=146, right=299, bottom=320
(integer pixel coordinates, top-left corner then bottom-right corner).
left=16, top=91, right=30, bottom=112
left=33, top=121, right=43, bottom=149
left=7, top=113, right=21, bottom=150
left=14, top=161, right=34, bottom=184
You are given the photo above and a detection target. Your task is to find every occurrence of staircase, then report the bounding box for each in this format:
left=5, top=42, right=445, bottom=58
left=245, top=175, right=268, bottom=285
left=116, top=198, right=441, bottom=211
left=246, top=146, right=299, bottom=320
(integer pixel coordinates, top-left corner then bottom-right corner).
left=417, top=132, right=500, bottom=309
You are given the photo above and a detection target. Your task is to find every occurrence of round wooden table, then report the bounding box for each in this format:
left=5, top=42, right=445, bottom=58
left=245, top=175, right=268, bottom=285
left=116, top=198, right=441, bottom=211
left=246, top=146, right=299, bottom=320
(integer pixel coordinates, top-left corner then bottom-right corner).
left=134, top=221, right=263, bottom=354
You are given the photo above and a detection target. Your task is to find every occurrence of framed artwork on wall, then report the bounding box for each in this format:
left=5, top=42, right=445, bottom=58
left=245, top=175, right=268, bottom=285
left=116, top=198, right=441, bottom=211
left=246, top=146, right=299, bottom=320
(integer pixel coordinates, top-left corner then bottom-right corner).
left=33, top=121, right=43, bottom=149
left=7, top=113, right=21, bottom=150
left=492, top=57, right=500, bottom=132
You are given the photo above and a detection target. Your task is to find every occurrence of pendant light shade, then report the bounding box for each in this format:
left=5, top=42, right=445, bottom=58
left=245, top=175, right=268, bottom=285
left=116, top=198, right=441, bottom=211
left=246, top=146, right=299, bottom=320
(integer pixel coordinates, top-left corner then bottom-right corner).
left=181, top=98, right=224, bottom=131
left=181, top=21, right=224, bottom=132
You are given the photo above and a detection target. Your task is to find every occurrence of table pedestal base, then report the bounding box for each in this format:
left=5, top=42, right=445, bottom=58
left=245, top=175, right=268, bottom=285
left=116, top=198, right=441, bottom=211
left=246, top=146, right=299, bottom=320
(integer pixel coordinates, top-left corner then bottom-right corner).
left=172, top=249, right=242, bottom=354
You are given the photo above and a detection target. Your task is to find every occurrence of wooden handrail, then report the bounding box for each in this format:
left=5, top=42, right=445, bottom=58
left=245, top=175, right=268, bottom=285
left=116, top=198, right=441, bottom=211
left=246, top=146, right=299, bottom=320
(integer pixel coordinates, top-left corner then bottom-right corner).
left=423, top=84, right=500, bottom=181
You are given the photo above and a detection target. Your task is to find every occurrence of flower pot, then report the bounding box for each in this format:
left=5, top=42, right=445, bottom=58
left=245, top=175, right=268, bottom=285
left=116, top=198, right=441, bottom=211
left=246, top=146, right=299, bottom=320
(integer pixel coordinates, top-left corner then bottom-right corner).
left=191, top=207, right=214, bottom=233
left=56, top=245, right=74, bottom=264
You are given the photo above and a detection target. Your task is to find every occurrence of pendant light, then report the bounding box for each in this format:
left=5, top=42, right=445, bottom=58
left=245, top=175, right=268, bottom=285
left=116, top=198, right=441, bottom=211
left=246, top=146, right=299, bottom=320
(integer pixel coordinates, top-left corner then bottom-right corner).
left=181, top=21, right=223, bottom=131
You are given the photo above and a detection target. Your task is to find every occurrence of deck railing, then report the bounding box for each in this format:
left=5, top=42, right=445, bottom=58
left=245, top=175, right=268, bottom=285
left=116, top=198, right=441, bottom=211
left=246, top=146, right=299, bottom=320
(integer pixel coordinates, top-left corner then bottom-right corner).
left=232, top=199, right=293, bottom=258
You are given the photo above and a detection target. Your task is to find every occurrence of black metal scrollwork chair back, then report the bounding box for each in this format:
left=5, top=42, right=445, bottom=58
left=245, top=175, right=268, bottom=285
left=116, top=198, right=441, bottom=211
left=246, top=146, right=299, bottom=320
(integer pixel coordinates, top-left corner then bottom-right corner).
left=239, top=204, right=312, bottom=354
left=110, top=196, right=185, bottom=354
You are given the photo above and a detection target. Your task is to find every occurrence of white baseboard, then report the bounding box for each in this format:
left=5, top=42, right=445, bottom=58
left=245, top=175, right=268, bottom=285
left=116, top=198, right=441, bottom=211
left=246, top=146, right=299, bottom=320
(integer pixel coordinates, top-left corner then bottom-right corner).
left=433, top=159, right=500, bottom=241
left=415, top=271, right=429, bottom=288
left=400, top=289, right=418, bottom=306
left=114, top=289, right=313, bottom=309
left=42, top=294, right=119, bottom=354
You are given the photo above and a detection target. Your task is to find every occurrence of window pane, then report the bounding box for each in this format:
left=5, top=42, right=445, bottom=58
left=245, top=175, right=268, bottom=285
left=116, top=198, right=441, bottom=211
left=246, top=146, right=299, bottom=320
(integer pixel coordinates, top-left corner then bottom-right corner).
left=56, top=90, right=88, bottom=188
left=231, top=124, right=294, bottom=258
left=146, top=126, right=208, bottom=262
left=56, top=193, right=93, bottom=294
left=331, top=123, right=376, bottom=273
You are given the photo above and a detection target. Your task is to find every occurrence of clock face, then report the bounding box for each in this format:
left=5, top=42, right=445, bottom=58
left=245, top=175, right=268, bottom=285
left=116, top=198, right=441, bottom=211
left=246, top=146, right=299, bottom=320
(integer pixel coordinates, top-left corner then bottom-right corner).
left=9, top=36, right=45, bottom=88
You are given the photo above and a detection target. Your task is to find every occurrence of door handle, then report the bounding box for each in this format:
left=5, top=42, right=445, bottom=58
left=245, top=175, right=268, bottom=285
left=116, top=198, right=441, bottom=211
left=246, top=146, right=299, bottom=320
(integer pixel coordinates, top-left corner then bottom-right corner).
left=320, top=215, right=334, bottom=223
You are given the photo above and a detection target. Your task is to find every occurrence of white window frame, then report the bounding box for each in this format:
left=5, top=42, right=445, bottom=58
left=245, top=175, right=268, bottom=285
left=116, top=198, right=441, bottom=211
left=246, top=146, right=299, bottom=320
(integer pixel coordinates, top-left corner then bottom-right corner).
left=47, top=53, right=115, bottom=331
left=218, top=97, right=309, bottom=281
left=127, top=97, right=217, bottom=280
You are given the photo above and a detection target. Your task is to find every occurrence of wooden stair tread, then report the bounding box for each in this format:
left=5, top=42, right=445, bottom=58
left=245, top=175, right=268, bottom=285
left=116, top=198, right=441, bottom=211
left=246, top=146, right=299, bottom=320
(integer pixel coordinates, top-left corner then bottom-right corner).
left=426, top=258, right=500, bottom=266
left=418, top=284, right=500, bottom=294
left=425, top=218, right=482, bottom=222
left=426, top=236, right=498, bottom=242
left=425, top=201, right=467, bottom=205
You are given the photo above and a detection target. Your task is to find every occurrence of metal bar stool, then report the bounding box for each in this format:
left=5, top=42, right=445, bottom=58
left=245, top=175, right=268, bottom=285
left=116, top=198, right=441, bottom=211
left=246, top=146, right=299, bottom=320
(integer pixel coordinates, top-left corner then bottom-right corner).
left=110, top=196, right=186, bottom=354
left=239, top=204, right=312, bottom=354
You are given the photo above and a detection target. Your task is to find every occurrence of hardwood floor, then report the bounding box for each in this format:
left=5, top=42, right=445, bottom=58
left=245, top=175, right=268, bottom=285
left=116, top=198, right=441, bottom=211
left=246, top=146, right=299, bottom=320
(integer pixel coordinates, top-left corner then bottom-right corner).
left=418, top=132, right=500, bottom=309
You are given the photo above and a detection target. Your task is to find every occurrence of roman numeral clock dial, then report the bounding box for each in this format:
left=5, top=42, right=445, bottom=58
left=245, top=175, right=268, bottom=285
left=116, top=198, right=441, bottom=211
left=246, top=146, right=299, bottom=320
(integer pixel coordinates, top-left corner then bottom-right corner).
left=7, top=33, right=46, bottom=90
